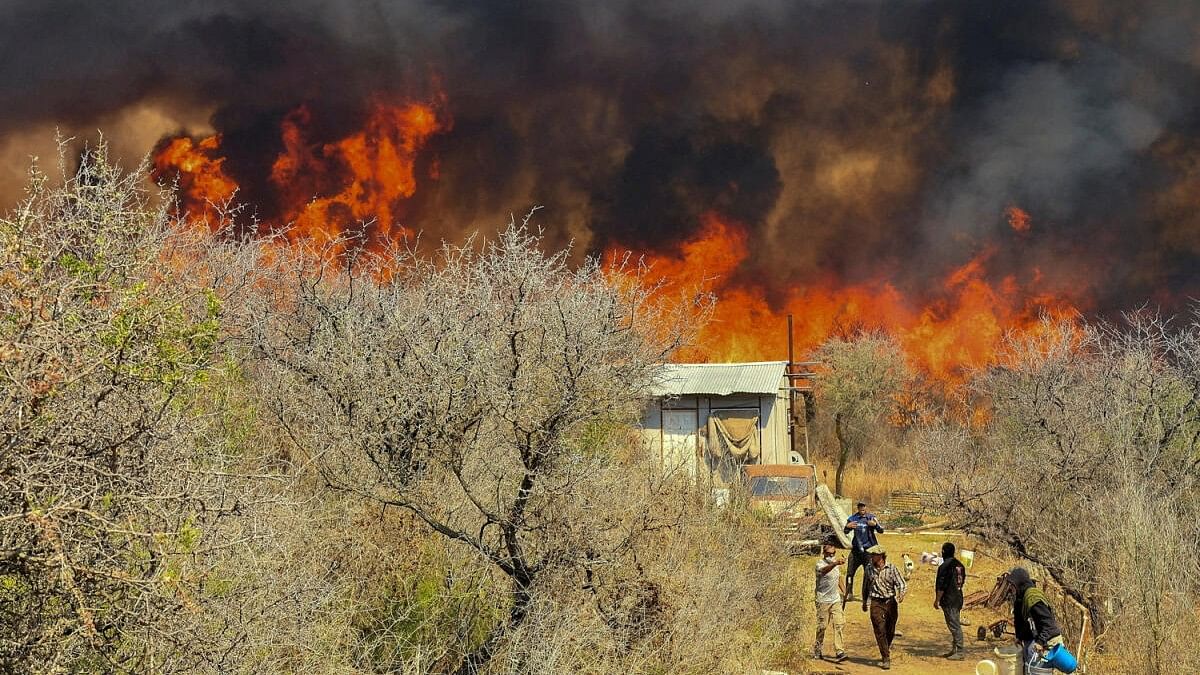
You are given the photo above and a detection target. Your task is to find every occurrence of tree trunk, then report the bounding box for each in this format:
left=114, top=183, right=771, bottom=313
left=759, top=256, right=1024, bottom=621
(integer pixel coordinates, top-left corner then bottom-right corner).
left=454, top=574, right=533, bottom=675
left=834, top=411, right=851, bottom=497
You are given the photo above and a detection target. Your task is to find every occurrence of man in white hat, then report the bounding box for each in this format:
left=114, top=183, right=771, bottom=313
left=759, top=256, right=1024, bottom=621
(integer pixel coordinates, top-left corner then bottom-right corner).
left=865, top=544, right=906, bottom=670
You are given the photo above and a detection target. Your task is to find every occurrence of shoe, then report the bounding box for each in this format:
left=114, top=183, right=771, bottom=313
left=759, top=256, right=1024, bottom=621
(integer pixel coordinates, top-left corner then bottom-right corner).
left=813, top=649, right=822, bottom=660
left=834, top=652, right=848, bottom=663
left=880, top=658, right=891, bottom=670
left=949, top=651, right=965, bottom=661
left=943, top=649, right=957, bottom=658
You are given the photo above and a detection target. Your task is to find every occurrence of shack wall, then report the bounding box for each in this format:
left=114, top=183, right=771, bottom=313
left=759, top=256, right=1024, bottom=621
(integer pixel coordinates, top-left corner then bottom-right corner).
left=639, top=374, right=797, bottom=479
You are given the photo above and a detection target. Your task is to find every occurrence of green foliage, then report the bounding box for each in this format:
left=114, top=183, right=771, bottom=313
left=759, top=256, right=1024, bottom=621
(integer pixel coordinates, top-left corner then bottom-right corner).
left=814, top=333, right=910, bottom=424
left=814, top=333, right=911, bottom=495
left=889, top=513, right=924, bottom=529
left=353, top=544, right=501, bottom=670
left=570, top=418, right=633, bottom=460
left=0, top=143, right=245, bottom=671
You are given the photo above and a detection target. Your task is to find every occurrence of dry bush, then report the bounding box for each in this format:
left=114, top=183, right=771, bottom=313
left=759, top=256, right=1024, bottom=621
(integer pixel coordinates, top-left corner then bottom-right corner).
left=225, top=421, right=807, bottom=675
left=0, top=145, right=271, bottom=671
left=499, top=501, right=806, bottom=674
left=923, top=313, right=1200, bottom=673
left=0, top=147, right=807, bottom=673
left=245, top=218, right=727, bottom=673
left=834, top=459, right=926, bottom=509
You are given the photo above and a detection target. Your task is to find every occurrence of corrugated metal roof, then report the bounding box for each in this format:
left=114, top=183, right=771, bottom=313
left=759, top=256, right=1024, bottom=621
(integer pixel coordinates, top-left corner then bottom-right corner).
left=649, top=361, right=787, bottom=397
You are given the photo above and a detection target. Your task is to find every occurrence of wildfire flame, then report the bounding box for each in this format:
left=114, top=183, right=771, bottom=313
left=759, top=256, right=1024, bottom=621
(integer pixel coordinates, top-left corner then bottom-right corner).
left=154, top=135, right=238, bottom=225
left=153, top=99, right=446, bottom=247
left=155, top=98, right=1079, bottom=385
left=620, top=213, right=1079, bottom=382
left=1006, top=205, right=1031, bottom=233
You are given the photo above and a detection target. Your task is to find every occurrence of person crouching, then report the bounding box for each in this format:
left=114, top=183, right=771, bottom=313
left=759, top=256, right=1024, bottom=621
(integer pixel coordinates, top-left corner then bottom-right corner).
left=865, top=544, right=906, bottom=670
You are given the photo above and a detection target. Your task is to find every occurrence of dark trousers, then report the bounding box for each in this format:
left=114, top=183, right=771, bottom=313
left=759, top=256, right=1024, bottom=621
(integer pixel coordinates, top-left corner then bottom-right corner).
left=1021, top=640, right=1037, bottom=666
left=869, top=597, right=898, bottom=660
left=942, top=604, right=963, bottom=651
left=845, top=548, right=869, bottom=598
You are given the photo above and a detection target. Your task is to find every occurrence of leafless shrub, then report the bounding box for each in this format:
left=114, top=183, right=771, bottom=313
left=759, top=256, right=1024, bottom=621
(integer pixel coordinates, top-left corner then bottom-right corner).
left=246, top=216, right=720, bottom=673
left=499, top=497, right=806, bottom=674
left=924, top=312, right=1200, bottom=673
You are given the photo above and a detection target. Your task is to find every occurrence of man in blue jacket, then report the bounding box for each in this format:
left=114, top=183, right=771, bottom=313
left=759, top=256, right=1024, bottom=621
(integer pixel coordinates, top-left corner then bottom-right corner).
left=843, top=501, right=884, bottom=605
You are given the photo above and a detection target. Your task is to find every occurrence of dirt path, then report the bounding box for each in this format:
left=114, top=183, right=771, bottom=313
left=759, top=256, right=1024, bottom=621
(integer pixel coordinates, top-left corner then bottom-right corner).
left=805, top=532, right=1015, bottom=675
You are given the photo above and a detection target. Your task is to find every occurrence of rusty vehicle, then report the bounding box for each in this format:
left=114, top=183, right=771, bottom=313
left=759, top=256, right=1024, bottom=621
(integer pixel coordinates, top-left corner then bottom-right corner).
left=743, top=463, right=850, bottom=553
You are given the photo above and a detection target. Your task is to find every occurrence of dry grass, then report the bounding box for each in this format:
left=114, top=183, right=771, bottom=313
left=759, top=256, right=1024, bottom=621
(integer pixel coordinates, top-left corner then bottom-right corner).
left=833, top=462, right=927, bottom=507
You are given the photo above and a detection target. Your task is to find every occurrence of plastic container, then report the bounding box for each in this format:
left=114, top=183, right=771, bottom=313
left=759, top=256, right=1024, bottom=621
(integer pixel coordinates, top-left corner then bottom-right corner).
left=1042, top=643, right=1078, bottom=673
left=962, top=549, right=976, bottom=569
left=975, top=659, right=999, bottom=675
left=993, top=645, right=1023, bottom=675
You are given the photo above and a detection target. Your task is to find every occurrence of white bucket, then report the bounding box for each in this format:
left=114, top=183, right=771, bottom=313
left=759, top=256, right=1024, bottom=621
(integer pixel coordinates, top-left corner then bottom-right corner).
left=976, top=659, right=999, bottom=675
left=993, top=645, right=1023, bottom=675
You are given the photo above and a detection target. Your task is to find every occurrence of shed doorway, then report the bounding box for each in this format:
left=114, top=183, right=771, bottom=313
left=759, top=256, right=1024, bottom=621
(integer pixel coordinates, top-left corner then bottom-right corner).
left=661, top=409, right=698, bottom=476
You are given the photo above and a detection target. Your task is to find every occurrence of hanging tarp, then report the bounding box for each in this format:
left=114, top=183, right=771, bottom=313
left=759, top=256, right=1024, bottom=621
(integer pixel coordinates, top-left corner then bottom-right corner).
left=707, top=410, right=761, bottom=462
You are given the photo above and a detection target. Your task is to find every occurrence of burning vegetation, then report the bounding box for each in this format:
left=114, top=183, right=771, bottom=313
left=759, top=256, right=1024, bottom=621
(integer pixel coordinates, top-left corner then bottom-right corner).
left=153, top=113, right=1081, bottom=384
left=1, top=2, right=1193, bottom=386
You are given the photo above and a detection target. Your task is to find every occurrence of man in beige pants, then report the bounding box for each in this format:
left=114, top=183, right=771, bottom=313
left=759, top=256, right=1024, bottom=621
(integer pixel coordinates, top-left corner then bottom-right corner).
left=814, top=542, right=848, bottom=662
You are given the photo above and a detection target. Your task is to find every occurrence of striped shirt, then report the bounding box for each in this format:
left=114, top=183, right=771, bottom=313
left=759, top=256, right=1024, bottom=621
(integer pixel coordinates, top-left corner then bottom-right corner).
left=868, top=562, right=907, bottom=600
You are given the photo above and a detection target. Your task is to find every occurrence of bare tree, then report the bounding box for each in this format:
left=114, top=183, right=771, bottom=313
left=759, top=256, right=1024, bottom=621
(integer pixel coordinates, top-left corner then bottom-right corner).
left=247, top=218, right=708, bottom=673
left=812, top=333, right=910, bottom=496
left=924, top=313, right=1200, bottom=672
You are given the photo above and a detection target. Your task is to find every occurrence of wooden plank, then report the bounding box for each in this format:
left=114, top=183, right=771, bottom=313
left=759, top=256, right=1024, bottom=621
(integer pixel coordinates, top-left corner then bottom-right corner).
left=816, top=484, right=852, bottom=548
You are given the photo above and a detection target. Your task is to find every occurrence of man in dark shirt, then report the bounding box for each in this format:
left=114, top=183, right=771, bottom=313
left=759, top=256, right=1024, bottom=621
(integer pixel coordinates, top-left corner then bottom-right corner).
left=1010, top=567, right=1065, bottom=664
left=843, top=501, right=884, bottom=604
left=934, top=542, right=967, bottom=660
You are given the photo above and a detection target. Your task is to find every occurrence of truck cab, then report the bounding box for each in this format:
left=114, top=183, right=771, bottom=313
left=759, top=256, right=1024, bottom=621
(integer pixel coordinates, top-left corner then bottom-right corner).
left=743, top=463, right=846, bottom=552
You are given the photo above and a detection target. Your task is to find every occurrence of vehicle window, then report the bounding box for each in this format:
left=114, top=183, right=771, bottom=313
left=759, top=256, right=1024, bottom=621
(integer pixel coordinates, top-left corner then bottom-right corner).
left=748, top=476, right=809, bottom=497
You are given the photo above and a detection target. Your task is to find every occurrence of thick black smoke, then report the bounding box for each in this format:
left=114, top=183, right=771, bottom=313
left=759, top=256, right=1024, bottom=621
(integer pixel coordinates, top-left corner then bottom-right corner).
left=2, top=0, right=1200, bottom=312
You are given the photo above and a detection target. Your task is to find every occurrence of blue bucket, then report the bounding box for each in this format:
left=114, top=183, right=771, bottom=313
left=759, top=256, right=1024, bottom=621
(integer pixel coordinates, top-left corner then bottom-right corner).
left=1042, top=643, right=1078, bottom=673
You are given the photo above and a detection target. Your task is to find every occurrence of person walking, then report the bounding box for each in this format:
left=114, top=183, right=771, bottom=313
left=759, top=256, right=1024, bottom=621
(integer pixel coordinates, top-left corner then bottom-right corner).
left=1009, top=567, right=1065, bottom=665
left=843, top=501, right=884, bottom=604
left=865, top=544, right=906, bottom=670
left=813, top=542, right=848, bottom=663
left=934, top=541, right=967, bottom=660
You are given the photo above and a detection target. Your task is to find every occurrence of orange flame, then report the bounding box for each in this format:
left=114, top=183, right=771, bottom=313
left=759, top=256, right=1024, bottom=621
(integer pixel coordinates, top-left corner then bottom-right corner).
left=156, top=99, right=1077, bottom=385
left=270, top=102, right=444, bottom=245
left=1006, top=205, right=1031, bottom=232
left=153, top=98, right=446, bottom=246
left=620, top=213, right=1079, bottom=383
left=153, top=135, right=238, bottom=226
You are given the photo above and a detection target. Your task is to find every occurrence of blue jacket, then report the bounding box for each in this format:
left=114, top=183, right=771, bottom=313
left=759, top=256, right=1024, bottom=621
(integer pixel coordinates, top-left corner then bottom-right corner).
left=844, top=512, right=883, bottom=551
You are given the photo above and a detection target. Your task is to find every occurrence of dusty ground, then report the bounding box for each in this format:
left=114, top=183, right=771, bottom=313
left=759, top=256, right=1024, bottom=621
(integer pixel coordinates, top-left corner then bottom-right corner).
left=804, top=531, right=1018, bottom=675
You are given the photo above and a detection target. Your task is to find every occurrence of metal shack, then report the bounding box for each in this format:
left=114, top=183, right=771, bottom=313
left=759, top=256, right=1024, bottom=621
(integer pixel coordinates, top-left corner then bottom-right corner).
left=641, top=361, right=801, bottom=484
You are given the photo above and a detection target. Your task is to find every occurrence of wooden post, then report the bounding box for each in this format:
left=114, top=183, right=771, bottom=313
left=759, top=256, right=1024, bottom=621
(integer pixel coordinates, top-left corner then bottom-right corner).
left=787, top=314, right=796, bottom=461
